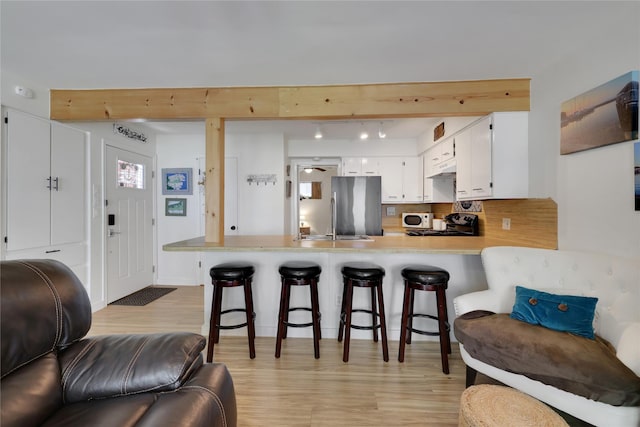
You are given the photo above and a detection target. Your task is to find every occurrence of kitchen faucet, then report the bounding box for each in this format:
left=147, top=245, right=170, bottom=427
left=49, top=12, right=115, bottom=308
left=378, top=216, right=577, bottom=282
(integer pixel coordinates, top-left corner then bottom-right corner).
left=331, top=192, right=337, bottom=240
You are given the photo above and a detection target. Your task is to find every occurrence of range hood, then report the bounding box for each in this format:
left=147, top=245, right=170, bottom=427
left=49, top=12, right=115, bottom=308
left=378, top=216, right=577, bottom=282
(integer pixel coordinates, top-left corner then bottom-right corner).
left=427, top=158, right=457, bottom=178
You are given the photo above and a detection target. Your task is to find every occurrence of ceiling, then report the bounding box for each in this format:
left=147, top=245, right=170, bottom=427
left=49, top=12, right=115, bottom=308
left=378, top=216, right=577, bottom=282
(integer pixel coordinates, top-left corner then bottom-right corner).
left=1, top=1, right=633, bottom=137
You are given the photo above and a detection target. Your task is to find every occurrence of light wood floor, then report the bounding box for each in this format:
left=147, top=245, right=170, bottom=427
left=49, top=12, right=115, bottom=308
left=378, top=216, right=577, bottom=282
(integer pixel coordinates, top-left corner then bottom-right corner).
left=90, top=285, right=467, bottom=426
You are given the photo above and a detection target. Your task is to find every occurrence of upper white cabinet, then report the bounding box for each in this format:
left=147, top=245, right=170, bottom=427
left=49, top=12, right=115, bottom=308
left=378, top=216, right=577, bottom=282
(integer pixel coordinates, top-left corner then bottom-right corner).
left=425, top=136, right=456, bottom=178
left=4, top=110, right=87, bottom=252
left=378, top=157, right=423, bottom=203
left=456, top=112, right=528, bottom=200
left=454, top=127, right=473, bottom=199
left=342, top=157, right=379, bottom=176
left=423, top=154, right=455, bottom=203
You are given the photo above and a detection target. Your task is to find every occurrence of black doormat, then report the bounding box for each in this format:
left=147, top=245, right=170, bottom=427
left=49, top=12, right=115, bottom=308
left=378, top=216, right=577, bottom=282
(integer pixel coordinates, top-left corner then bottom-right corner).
left=110, top=286, right=177, bottom=306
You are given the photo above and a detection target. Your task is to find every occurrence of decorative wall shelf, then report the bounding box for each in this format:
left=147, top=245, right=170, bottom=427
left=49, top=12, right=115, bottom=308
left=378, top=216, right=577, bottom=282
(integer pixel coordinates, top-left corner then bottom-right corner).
left=247, top=174, right=277, bottom=185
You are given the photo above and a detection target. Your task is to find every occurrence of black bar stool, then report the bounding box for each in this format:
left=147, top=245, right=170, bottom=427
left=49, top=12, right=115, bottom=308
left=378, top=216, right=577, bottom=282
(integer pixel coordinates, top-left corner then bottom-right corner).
left=275, top=261, right=322, bottom=359
left=338, top=262, right=388, bottom=362
left=398, top=265, right=451, bottom=374
left=207, top=262, right=256, bottom=361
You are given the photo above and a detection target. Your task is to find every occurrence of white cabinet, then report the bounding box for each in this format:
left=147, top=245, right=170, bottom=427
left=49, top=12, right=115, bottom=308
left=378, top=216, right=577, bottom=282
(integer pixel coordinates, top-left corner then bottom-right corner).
left=426, top=136, right=456, bottom=178
left=378, top=157, right=403, bottom=202
left=4, top=110, right=87, bottom=253
left=438, top=137, right=455, bottom=164
left=456, top=112, right=528, bottom=200
left=454, top=127, right=472, bottom=199
left=342, top=155, right=424, bottom=203
left=423, top=154, right=455, bottom=203
left=402, top=157, right=423, bottom=202
left=50, top=123, right=87, bottom=245
left=378, top=157, right=422, bottom=203
left=342, top=157, right=362, bottom=175
left=342, top=157, right=379, bottom=176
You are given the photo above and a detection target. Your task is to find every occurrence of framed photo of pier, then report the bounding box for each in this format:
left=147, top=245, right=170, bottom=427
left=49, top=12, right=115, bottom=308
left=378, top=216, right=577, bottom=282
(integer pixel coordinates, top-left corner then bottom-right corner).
left=561, top=71, right=638, bottom=155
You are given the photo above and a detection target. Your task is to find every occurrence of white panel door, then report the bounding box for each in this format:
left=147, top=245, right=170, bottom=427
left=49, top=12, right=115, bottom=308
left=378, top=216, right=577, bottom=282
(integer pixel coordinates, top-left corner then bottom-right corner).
left=197, top=156, right=238, bottom=236
left=224, top=157, right=239, bottom=235
left=50, top=123, right=86, bottom=245
left=105, top=146, right=154, bottom=302
left=5, top=110, right=51, bottom=251
left=196, top=156, right=238, bottom=285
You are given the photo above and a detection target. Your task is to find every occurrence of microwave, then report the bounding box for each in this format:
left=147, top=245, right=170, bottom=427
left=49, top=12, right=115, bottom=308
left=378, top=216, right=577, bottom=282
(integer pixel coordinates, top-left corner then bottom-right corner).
left=402, top=212, right=434, bottom=229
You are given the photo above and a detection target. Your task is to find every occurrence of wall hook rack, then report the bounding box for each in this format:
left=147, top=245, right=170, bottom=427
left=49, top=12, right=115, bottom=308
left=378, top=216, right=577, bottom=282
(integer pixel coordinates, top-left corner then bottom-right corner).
left=247, top=174, right=277, bottom=185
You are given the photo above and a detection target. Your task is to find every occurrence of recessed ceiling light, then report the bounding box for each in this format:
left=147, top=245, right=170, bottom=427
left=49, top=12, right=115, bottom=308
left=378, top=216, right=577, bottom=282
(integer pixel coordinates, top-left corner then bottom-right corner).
left=378, top=122, right=386, bottom=139
left=359, top=123, right=369, bottom=140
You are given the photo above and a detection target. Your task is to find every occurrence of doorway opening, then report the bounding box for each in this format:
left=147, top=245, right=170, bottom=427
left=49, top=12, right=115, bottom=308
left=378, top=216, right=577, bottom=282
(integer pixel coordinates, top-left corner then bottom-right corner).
left=292, top=159, right=340, bottom=237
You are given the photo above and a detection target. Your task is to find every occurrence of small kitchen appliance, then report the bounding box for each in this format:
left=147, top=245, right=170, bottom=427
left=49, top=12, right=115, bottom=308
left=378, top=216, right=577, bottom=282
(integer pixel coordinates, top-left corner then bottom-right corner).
left=402, top=212, right=434, bottom=229
left=406, top=213, right=479, bottom=236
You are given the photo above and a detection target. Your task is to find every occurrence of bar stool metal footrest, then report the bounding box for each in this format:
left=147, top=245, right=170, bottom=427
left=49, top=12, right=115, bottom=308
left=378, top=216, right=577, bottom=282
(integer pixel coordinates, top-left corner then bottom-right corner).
left=407, top=313, right=450, bottom=337
left=217, top=308, right=256, bottom=330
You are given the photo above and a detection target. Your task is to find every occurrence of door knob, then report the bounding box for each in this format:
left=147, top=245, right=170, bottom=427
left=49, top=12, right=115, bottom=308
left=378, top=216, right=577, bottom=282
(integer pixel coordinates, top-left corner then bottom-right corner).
left=108, top=229, right=121, bottom=237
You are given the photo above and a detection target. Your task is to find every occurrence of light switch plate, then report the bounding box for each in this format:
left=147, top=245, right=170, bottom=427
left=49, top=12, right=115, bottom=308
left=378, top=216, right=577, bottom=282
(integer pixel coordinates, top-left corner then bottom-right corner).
left=386, top=206, right=396, bottom=216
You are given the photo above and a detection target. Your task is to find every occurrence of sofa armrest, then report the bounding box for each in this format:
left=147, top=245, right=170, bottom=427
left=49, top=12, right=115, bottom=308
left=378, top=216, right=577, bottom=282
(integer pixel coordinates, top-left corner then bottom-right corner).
left=58, top=332, right=206, bottom=403
left=454, top=290, right=504, bottom=316
left=136, top=363, right=238, bottom=427
left=617, top=323, right=640, bottom=376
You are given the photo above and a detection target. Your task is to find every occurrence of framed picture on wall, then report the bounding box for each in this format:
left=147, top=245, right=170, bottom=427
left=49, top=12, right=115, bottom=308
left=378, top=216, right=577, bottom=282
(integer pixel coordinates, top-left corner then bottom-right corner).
left=165, top=198, right=187, bottom=216
left=561, top=71, right=638, bottom=155
left=635, top=142, right=640, bottom=211
left=162, top=168, right=193, bottom=195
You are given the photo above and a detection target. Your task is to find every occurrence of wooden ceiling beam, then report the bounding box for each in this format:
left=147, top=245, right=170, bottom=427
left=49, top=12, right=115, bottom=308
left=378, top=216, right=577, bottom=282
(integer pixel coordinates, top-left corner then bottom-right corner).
left=50, top=79, right=530, bottom=121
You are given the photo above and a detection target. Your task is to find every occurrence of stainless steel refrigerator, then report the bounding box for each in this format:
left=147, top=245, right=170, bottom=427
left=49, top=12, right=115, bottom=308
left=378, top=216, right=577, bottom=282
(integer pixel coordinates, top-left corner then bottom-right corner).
left=331, top=176, right=382, bottom=236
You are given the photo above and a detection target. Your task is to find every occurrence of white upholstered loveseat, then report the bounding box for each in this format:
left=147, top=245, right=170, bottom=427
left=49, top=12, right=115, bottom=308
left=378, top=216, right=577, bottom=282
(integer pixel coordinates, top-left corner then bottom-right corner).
left=453, top=246, right=640, bottom=427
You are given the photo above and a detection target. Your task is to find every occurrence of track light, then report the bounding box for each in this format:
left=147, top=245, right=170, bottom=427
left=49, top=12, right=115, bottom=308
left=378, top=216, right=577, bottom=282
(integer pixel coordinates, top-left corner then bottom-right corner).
left=314, top=125, right=323, bottom=139
left=378, top=122, right=386, bottom=139
left=359, top=123, right=369, bottom=140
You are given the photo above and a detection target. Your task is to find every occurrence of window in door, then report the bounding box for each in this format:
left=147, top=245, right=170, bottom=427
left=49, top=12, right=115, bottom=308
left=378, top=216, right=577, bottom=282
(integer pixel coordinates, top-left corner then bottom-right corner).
left=117, top=160, right=145, bottom=189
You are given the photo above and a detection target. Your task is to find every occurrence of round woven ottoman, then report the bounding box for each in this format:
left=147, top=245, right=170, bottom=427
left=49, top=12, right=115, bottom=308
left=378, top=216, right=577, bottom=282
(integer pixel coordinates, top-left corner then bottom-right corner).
left=459, top=385, right=569, bottom=427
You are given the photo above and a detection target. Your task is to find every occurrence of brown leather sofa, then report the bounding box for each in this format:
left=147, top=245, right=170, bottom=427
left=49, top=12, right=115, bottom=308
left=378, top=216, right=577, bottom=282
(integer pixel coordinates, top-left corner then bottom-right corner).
left=1, top=259, right=237, bottom=427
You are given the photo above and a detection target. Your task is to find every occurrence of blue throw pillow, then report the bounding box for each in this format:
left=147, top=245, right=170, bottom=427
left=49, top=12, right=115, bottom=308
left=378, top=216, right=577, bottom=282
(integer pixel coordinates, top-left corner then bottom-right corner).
left=510, top=286, right=598, bottom=339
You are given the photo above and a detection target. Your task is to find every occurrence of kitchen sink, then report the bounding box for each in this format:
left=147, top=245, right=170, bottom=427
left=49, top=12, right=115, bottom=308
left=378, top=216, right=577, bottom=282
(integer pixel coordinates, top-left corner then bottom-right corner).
left=299, top=235, right=333, bottom=241
left=335, top=235, right=373, bottom=241
left=299, top=234, right=373, bottom=242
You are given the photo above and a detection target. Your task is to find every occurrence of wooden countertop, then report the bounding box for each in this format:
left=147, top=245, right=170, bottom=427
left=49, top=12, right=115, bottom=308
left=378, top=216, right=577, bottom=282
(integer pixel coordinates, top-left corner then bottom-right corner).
left=163, top=234, right=546, bottom=255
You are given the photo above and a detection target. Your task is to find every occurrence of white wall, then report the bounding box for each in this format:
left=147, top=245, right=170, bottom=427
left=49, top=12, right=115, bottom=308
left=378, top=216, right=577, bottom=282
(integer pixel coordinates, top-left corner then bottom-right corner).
left=0, top=69, right=50, bottom=118
left=225, top=133, right=286, bottom=235
left=417, top=117, right=480, bottom=153
left=155, top=134, right=205, bottom=285
left=529, top=12, right=640, bottom=257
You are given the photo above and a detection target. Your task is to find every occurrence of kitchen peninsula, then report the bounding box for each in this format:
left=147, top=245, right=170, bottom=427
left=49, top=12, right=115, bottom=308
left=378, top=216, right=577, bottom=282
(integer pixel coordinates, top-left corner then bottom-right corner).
left=164, top=233, right=521, bottom=254
left=165, top=202, right=556, bottom=346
